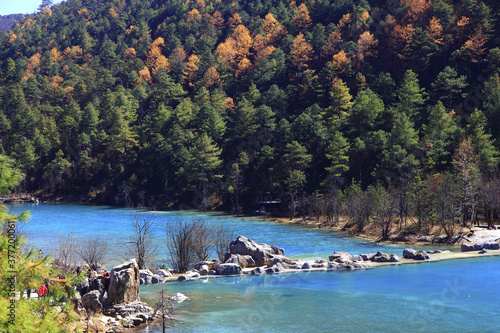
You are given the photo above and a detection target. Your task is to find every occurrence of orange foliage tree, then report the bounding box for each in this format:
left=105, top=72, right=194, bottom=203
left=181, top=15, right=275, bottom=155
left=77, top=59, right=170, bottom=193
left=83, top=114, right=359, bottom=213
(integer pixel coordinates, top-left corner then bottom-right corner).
left=202, top=66, right=221, bottom=89
left=427, top=17, right=443, bottom=45
left=184, top=54, right=200, bottom=86
left=321, top=30, right=342, bottom=59
left=293, top=3, right=312, bottom=32
left=289, top=33, right=314, bottom=74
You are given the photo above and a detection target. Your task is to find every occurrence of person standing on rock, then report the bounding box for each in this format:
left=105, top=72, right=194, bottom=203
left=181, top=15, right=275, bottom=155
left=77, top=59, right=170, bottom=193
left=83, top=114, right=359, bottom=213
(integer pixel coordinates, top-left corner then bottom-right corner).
left=81, top=276, right=89, bottom=296
left=103, top=272, right=110, bottom=296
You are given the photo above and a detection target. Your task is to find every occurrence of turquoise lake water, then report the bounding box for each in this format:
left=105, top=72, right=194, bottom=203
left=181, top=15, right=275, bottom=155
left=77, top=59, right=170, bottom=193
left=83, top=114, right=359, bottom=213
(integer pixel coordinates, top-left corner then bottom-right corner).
left=9, top=203, right=500, bottom=332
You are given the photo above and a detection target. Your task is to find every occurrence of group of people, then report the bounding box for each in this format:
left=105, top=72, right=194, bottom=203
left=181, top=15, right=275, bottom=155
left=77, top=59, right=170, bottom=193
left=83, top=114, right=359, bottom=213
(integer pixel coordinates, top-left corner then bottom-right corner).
left=76, top=267, right=111, bottom=299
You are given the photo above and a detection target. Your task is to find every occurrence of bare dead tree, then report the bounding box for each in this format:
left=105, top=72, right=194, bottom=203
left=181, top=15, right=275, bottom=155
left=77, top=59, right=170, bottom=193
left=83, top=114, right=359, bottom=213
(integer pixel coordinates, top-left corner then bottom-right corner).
left=124, top=211, right=158, bottom=269
left=77, top=237, right=107, bottom=271
left=191, top=218, right=213, bottom=261
left=214, top=222, right=236, bottom=262
left=56, top=231, right=79, bottom=275
left=164, top=216, right=198, bottom=273
left=154, top=288, right=173, bottom=333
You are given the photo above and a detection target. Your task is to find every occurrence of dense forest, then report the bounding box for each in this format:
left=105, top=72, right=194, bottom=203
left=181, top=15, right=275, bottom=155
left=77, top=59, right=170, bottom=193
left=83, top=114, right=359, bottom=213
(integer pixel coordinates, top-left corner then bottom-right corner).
left=0, top=0, right=499, bottom=230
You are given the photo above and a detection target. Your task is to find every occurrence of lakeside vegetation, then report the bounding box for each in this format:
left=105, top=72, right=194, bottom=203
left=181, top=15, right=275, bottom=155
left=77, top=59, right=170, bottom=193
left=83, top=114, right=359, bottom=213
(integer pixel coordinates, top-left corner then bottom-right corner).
left=0, top=0, right=500, bottom=239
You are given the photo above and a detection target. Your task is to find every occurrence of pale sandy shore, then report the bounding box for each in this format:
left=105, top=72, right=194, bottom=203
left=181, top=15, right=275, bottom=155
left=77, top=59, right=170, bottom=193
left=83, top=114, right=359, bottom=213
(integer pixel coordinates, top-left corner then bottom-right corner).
left=467, top=228, right=500, bottom=244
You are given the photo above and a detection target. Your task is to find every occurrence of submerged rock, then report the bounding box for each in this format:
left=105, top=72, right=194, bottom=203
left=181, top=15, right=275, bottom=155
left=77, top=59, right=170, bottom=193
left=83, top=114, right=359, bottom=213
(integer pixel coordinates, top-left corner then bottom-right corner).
left=170, top=293, right=188, bottom=303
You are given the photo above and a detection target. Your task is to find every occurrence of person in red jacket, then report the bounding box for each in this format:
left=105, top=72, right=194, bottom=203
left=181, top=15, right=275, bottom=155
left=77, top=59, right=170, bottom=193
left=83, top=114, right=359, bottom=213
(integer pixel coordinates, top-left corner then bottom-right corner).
left=38, top=283, right=48, bottom=298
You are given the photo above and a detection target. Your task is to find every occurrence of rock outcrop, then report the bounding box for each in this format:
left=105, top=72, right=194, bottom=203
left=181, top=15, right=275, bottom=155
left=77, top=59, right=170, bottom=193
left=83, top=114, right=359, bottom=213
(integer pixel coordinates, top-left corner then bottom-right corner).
left=224, top=236, right=286, bottom=267
left=108, top=259, right=140, bottom=305
left=104, top=301, right=156, bottom=328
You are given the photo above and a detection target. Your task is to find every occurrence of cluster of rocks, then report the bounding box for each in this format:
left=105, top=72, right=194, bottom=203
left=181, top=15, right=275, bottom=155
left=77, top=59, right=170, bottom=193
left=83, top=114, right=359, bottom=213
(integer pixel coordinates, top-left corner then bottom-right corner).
left=403, top=248, right=451, bottom=260
left=104, top=301, right=158, bottom=329
left=139, top=268, right=172, bottom=284
left=461, top=242, right=500, bottom=253
left=179, top=237, right=410, bottom=279
left=77, top=259, right=158, bottom=331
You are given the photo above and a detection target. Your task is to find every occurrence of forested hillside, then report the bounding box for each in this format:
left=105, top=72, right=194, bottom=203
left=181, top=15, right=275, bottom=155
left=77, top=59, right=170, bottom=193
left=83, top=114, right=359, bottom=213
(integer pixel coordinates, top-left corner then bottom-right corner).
left=0, top=14, right=25, bottom=34
left=0, top=0, right=499, bottom=224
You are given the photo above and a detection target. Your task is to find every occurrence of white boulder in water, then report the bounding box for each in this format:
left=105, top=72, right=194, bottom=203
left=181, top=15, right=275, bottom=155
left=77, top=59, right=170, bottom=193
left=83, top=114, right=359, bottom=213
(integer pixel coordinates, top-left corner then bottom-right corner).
left=170, top=292, right=188, bottom=303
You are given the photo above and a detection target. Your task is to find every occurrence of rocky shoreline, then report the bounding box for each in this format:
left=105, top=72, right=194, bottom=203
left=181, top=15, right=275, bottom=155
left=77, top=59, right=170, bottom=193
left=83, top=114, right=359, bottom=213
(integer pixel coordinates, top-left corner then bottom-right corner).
left=168, top=235, right=500, bottom=282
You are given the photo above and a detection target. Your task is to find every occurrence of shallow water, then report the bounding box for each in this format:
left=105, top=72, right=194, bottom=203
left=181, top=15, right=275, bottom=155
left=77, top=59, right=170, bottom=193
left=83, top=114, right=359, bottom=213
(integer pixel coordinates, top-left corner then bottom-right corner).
left=140, top=257, right=500, bottom=333
left=9, top=203, right=498, bottom=332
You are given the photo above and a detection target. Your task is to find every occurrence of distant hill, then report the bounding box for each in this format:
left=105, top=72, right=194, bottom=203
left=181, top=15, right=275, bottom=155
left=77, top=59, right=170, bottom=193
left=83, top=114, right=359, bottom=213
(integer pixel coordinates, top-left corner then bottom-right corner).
left=0, top=0, right=499, bottom=217
left=0, top=14, right=24, bottom=33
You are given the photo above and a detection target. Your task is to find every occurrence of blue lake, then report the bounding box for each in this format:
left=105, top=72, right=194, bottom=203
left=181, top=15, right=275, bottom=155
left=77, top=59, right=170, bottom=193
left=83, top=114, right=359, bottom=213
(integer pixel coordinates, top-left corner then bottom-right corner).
left=9, top=203, right=500, bottom=332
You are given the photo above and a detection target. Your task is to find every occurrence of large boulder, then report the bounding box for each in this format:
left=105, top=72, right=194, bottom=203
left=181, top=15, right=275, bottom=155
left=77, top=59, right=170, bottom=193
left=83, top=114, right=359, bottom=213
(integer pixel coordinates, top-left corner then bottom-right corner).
left=403, top=248, right=416, bottom=259
left=194, top=260, right=221, bottom=271
left=372, top=251, right=391, bottom=262
left=139, top=269, right=153, bottom=279
left=216, top=263, right=242, bottom=275
left=108, top=259, right=140, bottom=305
left=155, top=269, right=172, bottom=278
left=414, top=251, right=430, bottom=260
left=224, top=236, right=286, bottom=267
left=329, top=251, right=363, bottom=263
left=82, top=290, right=103, bottom=313
left=178, top=272, right=201, bottom=281
left=461, top=244, right=474, bottom=252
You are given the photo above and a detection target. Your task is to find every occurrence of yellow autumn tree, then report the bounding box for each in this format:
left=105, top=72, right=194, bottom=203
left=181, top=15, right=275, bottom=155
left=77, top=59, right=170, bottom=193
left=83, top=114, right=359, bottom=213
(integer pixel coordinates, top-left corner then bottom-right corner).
left=357, top=31, right=378, bottom=61
left=293, top=3, right=312, bottom=32
left=460, top=26, right=488, bottom=63
left=153, top=55, right=170, bottom=75
left=202, top=66, right=221, bottom=89
left=236, top=57, right=252, bottom=77
left=331, top=50, right=350, bottom=74
left=228, top=13, right=242, bottom=28
left=210, top=11, right=225, bottom=30
left=139, top=66, right=153, bottom=84
left=321, top=30, right=342, bottom=59
left=255, top=45, right=276, bottom=64
left=289, top=33, right=314, bottom=73
left=123, top=47, right=137, bottom=60
left=427, top=17, right=443, bottom=45
left=146, top=37, right=165, bottom=69
left=50, top=48, right=62, bottom=62
left=184, top=54, right=200, bottom=86
left=262, top=13, right=279, bottom=35
left=216, top=24, right=253, bottom=72
left=187, top=9, right=201, bottom=22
